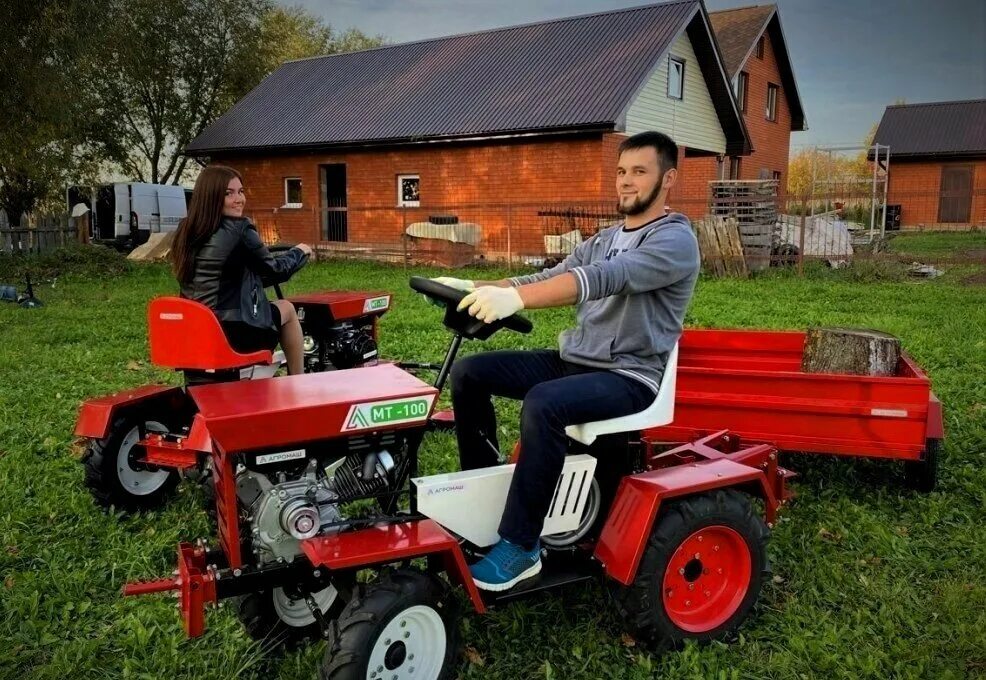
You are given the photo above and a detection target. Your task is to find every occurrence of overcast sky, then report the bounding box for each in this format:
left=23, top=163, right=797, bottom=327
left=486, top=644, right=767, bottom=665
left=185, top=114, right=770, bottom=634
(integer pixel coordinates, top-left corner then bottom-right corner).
left=283, top=0, right=986, bottom=149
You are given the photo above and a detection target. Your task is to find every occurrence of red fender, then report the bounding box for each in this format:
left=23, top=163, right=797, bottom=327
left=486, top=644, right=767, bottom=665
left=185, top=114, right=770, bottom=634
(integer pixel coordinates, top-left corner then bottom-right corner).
left=594, top=457, right=776, bottom=586
left=74, top=385, right=186, bottom=439
left=926, top=392, right=944, bottom=440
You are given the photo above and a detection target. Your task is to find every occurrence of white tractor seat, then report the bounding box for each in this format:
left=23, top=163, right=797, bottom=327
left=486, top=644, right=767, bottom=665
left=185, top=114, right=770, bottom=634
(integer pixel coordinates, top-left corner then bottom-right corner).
left=565, top=343, right=678, bottom=446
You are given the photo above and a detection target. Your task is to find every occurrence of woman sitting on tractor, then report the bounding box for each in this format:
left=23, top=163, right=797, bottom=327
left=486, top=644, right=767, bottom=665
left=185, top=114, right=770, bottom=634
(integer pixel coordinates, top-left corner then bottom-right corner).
left=171, top=165, right=312, bottom=374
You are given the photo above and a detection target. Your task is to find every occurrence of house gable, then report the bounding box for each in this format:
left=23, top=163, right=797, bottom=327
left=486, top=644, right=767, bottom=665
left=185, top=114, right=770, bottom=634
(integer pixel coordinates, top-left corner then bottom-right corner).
left=625, top=31, right=727, bottom=154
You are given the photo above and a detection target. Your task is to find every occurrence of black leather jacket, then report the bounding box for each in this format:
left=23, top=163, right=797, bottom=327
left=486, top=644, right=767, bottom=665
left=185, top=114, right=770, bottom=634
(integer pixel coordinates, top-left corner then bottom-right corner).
left=180, top=217, right=308, bottom=330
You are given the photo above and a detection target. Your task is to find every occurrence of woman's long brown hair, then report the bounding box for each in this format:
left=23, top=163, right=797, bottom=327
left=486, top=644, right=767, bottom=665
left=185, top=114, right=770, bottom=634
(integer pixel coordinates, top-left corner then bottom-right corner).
left=172, top=165, right=243, bottom=284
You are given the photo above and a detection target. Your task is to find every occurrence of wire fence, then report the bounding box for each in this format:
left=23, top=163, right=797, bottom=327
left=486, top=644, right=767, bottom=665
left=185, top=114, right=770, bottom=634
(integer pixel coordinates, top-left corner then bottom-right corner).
left=243, top=183, right=985, bottom=275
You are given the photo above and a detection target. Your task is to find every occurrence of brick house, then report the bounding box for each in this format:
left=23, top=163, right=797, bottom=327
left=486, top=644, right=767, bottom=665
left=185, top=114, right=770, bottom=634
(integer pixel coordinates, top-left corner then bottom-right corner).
left=679, top=4, right=806, bottom=201
left=873, top=99, right=986, bottom=229
left=186, top=0, right=750, bottom=260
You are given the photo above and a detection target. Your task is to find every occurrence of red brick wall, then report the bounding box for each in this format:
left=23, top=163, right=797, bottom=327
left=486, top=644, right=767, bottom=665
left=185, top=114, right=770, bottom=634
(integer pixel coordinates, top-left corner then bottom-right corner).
left=678, top=27, right=794, bottom=206
left=214, top=135, right=617, bottom=258
left=887, top=159, right=986, bottom=228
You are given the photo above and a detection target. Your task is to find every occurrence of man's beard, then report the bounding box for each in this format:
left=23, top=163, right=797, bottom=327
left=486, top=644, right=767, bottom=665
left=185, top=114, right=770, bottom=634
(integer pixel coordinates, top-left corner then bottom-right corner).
left=616, top=177, right=663, bottom=216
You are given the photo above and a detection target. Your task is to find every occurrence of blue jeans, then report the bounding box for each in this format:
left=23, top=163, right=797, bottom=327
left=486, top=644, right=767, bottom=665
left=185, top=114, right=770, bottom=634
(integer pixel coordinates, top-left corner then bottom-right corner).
left=449, top=350, right=655, bottom=549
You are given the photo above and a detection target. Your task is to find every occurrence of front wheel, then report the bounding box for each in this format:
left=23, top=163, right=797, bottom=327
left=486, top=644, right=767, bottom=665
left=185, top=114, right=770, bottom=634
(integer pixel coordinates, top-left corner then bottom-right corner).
left=904, top=438, right=941, bottom=492
left=81, top=416, right=180, bottom=511
left=321, top=569, right=461, bottom=680
left=609, top=488, right=769, bottom=650
left=237, top=583, right=347, bottom=650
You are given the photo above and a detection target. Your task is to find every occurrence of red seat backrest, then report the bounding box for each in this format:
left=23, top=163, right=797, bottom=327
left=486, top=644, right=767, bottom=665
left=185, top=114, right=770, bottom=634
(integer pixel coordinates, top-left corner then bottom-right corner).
left=148, top=297, right=273, bottom=370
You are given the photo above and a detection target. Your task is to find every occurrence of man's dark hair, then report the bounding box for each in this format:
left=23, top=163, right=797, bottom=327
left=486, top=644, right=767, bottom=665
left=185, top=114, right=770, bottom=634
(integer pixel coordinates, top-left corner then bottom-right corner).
left=618, top=131, right=678, bottom=172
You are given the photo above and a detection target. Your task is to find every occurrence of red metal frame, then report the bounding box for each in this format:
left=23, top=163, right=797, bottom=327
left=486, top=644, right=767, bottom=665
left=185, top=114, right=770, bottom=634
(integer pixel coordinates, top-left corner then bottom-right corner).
left=287, top=291, right=392, bottom=321
left=187, top=363, right=438, bottom=453
left=645, top=329, right=942, bottom=461
left=595, top=432, right=792, bottom=586
left=301, top=519, right=485, bottom=614
left=74, top=385, right=184, bottom=439
left=122, top=542, right=216, bottom=637
left=148, top=297, right=272, bottom=370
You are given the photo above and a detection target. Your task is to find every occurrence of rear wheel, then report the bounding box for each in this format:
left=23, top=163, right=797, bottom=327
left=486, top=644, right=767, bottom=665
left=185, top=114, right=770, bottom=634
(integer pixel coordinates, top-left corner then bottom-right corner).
left=82, top=416, right=180, bottom=511
left=321, top=569, right=460, bottom=680
left=609, top=489, right=769, bottom=650
left=904, top=438, right=941, bottom=492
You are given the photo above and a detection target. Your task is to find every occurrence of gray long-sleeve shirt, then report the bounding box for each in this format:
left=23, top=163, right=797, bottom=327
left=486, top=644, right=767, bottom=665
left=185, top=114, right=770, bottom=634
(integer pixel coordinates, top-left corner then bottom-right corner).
left=509, top=212, right=699, bottom=392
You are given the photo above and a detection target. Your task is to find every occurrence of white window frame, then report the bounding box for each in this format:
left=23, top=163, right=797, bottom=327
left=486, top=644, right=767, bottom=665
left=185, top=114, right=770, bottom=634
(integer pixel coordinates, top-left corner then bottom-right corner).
left=736, top=71, right=748, bottom=113
left=283, top=177, right=303, bottom=208
left=766, top=83, right=778, bottom=122
left=397, top=174, right=420, bottom=207
left=667, top=57, right=685, bottom=100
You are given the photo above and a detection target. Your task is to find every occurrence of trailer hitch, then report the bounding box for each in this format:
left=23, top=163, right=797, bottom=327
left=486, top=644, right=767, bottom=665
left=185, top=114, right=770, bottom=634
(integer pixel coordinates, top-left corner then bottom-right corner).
left=123, top=542, right=216, bottom=637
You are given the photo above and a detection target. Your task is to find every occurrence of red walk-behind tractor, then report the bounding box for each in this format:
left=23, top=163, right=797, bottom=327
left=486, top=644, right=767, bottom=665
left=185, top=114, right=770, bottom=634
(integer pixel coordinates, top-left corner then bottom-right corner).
left=74, top=278, right=944, bottom=680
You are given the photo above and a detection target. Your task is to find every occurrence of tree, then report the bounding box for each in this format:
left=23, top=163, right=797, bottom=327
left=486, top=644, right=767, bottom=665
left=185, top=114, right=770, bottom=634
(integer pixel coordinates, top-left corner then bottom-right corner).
left=0, top=1, right=105, bottom=224
left=89, top=0, right=383, bottom=186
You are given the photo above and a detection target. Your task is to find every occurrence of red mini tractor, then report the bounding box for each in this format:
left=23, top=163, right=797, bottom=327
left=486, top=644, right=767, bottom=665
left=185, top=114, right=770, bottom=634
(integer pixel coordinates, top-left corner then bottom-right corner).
left=76, top=277, right=943, bottom=679
left=78, top=286, right=392, bottom=512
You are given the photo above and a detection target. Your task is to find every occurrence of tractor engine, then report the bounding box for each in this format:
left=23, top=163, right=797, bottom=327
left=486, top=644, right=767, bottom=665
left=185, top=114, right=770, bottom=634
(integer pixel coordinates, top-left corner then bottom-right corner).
left=303, top=319, right=378, bottom=372
left=236, top=432, right=408, bottom=564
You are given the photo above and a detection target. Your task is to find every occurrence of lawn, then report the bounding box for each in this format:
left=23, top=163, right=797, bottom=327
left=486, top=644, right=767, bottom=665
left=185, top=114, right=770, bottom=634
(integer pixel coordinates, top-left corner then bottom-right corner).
left=1, top=250, right=984, bottom=680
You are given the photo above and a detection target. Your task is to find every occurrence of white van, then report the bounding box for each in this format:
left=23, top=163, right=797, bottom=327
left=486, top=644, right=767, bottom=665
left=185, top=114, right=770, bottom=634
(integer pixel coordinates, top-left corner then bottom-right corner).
left=68, top=183, right=190, bottom=249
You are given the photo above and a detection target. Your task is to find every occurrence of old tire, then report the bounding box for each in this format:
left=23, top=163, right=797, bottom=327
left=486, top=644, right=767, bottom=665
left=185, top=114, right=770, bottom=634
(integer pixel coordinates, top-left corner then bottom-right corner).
left=609, top=489, right=769, bottom=650
left=904, top=438, right=941, bottom=493
left=82, top=416, right=179, bottom=511
left=237, top=583, right=347, bottom=650
left=321, top=569, right=460, bottom=680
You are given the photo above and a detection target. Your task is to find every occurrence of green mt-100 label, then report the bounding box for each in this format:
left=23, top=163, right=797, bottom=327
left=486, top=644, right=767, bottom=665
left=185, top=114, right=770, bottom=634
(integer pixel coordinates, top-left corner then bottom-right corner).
left=343, top=395, right=435, bottom=431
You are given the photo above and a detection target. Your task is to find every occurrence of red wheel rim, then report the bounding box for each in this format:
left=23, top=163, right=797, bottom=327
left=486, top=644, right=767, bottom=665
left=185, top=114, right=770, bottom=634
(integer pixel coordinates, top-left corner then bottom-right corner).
left=661, top=525, right=752, bottom=633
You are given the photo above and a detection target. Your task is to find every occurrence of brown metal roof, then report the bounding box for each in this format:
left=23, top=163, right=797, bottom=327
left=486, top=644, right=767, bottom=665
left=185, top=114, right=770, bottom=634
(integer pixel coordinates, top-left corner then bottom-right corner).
left=708, top=4, right=805, bottom=131
left=873, top=100, right=986, bottom=158
left=187, top=0, right=750, bottom=156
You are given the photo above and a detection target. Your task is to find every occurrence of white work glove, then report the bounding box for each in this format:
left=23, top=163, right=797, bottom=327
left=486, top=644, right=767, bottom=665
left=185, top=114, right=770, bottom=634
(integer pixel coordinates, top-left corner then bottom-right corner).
left=457, top=286, right=524, bottom=323
left=430, top=276, right=475, bottom=292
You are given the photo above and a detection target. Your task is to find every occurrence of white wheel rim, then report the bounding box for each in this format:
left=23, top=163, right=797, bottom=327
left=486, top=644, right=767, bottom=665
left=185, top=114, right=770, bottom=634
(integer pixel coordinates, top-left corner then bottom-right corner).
left=272, top=584, right=338, bottom=628
left=116, top=423, right=171, bottom=495
left=366, top=604, right=446, bottom=680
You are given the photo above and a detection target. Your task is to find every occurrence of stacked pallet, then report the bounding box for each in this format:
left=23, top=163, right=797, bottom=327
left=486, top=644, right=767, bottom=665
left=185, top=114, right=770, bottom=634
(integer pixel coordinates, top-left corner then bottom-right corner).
left=709, top=180, right=778, bottom=270
left=693, top=216, right=748, bottom=277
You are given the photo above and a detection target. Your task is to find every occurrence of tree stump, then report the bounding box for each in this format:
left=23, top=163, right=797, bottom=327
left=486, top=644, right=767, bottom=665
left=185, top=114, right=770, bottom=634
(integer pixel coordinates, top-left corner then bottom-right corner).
left=801, top=327, right=901, bottom=376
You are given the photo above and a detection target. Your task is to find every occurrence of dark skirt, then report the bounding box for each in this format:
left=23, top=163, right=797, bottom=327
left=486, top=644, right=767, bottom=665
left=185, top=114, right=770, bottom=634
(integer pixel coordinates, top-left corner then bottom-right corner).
left=222, top=304, right=281, bottom=353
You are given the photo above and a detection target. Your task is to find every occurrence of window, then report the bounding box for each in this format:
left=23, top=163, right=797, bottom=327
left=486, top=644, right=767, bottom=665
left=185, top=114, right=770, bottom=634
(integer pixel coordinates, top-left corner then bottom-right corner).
left=729, top=157, right=741, bottom=180
left=667, top=57, right=685, bottom=100
left=397, top=174, right=420, bottom=207
left=736, top=71, right=748, bottom=113
left=766, top=83, right=778, bottom=122
left=283, top=178, right=302, bottom=207
left=755, top=36, right=765, bottom=59
left=772, top=170, right=782, bottom=182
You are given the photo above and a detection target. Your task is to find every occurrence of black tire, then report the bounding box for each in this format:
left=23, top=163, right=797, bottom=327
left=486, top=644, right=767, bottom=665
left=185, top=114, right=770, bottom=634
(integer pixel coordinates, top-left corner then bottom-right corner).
left=321, top=569, right=461, bottom=680
left=904, top=438, right=941, bottom=493
left=237, top=583, right=348, bottom=650
left=81, top=415, right=180, bottom=512
left=608, top=489, right=769, bottom=650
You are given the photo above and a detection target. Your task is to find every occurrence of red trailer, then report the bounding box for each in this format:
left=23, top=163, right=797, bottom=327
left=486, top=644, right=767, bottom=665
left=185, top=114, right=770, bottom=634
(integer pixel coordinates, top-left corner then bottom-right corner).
left=644, top=329, right=944, bottom=491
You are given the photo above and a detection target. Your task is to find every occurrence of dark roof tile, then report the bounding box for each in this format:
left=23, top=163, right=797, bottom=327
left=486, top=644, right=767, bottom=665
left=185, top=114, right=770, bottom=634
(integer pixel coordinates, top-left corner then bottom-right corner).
left=873, top=100, right=986, bottom=157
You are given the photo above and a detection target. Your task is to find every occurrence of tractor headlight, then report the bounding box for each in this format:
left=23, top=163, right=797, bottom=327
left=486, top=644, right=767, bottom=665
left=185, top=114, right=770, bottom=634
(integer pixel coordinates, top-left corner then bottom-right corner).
left=302, top=335, right=317, bottom=354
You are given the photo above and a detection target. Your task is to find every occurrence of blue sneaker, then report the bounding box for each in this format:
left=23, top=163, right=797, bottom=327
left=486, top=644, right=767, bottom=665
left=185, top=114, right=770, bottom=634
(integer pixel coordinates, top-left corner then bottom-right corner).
left=470, top=538, right=542, bottom=592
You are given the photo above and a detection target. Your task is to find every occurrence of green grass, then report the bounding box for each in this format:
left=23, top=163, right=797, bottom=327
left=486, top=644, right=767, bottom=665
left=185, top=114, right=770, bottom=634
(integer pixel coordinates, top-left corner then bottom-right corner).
left=887, top=231, right=986, bottom=258
left=1, top=252, right=985, bottom=680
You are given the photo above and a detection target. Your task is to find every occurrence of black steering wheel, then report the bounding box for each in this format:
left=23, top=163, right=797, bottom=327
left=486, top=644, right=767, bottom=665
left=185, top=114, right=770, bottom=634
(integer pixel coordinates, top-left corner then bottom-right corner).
left=409, top=276, right=532, bottom=338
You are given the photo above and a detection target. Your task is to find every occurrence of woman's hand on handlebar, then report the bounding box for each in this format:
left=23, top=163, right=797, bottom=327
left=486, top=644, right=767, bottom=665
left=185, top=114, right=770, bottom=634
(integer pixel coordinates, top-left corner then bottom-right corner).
left=297, top=243, right=313, bottom=257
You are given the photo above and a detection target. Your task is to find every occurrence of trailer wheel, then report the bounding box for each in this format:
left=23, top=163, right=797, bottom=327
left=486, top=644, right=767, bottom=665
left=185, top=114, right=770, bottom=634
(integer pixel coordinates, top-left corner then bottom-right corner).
left=321, top=569, right=460, bottom=680
left=609, top=489, right=769, bottom=650
left=237, top=583, right=346, bottom=650
left=82, top=416, right=179, bottom=511
left=904, top=437, right=941, bottom=493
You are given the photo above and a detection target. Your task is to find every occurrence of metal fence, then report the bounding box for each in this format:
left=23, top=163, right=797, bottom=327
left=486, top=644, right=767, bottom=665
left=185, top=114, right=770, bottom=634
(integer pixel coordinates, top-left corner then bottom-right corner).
left=243, top=185, right=984, bottom=276
left=0, top=214, right=78, bottom=255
